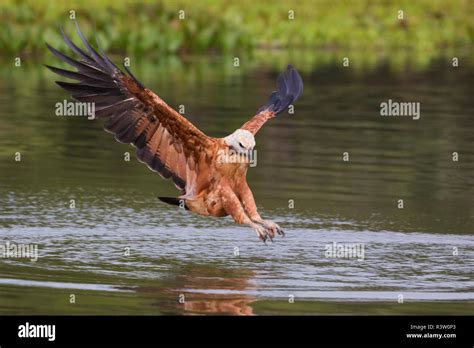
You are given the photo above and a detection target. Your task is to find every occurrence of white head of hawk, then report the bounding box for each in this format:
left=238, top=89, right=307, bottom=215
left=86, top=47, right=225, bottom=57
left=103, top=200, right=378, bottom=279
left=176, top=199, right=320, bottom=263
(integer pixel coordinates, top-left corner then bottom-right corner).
left=47, top=21, right=303, bottom=243
left=224, top=129, right=256, bottom=154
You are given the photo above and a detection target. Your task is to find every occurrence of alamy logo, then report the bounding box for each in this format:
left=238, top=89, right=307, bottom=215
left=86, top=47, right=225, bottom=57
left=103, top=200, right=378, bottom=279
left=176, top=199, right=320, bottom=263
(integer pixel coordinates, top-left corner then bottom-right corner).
left=18, top=322, right=56, bottom=341
left=380, top=99, right=420, bottom=120
left=216, top=149, right=257, bottom=167
left=0, top=241, right=38, bottom=262
left=325, top=242, right=365, bottom=261
left=55, top=100, right=95, bottom=120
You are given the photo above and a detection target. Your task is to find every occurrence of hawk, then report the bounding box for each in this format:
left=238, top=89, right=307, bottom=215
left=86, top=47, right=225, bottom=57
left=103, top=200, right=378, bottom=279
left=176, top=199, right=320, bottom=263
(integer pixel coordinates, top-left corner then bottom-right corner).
left=46, top=23, right=303, bottom=243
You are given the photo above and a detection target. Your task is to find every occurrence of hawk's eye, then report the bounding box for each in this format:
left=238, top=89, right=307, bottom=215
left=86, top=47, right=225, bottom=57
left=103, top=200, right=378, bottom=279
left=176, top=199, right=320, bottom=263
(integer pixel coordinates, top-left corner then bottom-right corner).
left=239, top=142, right=245, bottom=148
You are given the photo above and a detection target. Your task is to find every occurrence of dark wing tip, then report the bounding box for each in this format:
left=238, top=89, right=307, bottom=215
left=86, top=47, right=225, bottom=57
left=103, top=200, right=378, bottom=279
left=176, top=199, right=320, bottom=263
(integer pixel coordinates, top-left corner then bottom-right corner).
left=46, top=21, right=146, bottom=91
left=258, top=65, right=303, bottom=115
left=45, top=41, right=55, bottom=52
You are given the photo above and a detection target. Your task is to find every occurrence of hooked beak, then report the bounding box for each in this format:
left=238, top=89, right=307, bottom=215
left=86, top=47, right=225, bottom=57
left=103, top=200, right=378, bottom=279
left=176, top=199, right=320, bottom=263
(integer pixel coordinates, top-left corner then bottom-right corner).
left=229, top=145, right=254, bottom=156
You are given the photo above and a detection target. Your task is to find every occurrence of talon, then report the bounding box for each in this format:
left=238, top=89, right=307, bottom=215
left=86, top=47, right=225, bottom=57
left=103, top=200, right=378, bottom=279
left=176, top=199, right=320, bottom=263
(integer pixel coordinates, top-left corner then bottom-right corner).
left=268, top=233, right=274, bottom=242
left=262, top=220, right=285, bottom=239
left=252, top=222, right=281, bottom=243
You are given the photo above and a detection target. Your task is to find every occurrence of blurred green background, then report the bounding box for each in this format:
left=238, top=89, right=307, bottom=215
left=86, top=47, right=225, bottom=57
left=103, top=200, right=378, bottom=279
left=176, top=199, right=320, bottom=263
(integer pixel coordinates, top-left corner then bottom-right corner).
left=1, top=0, right=473, bottom=67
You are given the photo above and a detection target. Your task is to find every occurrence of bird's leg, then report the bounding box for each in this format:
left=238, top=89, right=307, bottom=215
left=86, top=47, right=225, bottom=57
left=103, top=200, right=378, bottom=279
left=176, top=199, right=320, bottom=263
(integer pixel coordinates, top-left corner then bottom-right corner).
left=220, top=187, right=270, bottom=243
left=239, top=182, right=285, bottom=239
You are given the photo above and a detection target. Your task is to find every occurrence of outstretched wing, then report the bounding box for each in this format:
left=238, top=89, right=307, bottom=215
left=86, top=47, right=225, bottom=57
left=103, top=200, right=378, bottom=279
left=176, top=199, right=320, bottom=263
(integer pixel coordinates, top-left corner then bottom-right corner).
left=240, top=65, right=303, bottom=135
left=46, top=22, right=216, bottom=192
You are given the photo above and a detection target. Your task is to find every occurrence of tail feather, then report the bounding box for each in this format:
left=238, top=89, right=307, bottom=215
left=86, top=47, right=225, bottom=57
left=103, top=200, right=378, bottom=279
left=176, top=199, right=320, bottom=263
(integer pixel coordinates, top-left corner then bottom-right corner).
left=258, top=65, right=303, bottom=115
left=158, top=197, right=188, bottom=210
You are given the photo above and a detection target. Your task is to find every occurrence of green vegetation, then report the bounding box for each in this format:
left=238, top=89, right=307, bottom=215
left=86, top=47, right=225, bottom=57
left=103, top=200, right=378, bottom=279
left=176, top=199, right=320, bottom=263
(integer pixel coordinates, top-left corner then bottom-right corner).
left=0, top=0, right=472, bottom=59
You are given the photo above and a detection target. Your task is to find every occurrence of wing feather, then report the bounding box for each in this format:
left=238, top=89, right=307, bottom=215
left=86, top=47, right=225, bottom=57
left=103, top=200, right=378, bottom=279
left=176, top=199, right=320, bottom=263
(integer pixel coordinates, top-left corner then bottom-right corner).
left=47, top=22, right=215, bottom=192
left=241, top=65, right=303, bottom=135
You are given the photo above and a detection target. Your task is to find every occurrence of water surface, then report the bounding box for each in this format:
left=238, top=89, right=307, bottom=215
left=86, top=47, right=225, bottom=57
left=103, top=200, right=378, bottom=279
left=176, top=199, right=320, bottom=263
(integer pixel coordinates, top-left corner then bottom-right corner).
left=0, top=52, right=473, bottom=315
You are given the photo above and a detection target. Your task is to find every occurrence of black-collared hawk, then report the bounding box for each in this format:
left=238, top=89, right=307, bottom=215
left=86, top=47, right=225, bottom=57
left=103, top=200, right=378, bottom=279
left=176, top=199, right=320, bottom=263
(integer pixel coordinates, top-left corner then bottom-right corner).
left=46, top=23, right=303, bottom=243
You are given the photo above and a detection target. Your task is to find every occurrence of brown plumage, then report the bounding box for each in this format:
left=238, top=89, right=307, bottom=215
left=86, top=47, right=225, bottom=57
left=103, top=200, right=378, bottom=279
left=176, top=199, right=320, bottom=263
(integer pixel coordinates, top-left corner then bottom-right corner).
left=47, top=23, right=303, bottom=242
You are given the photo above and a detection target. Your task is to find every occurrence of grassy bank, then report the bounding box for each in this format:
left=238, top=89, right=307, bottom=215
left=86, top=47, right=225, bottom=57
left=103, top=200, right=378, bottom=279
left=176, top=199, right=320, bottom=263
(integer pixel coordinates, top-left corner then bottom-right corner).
left=0, top=0, right=472, bottom=59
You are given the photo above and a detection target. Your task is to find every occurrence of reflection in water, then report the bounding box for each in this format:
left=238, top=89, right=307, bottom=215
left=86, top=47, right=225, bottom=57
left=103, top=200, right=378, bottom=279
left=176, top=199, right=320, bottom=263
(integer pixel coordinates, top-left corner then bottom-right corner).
left=0, top=55, right=473, bottom=314
left=183, top=296, right=254, bottom=316
left=177, top=268, right=256, bottom=315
